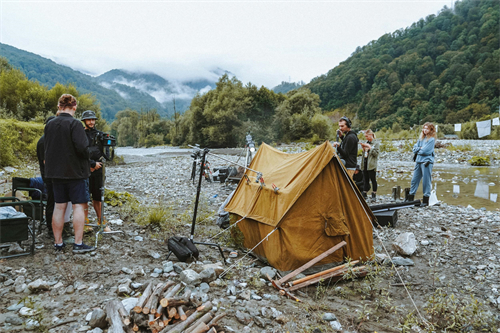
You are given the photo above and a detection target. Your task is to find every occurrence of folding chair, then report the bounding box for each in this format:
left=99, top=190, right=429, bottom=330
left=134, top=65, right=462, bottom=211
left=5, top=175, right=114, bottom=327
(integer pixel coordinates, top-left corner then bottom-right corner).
left=0, top=200, right=36, bottom=259
left=12, top=177, right=46, bottom=233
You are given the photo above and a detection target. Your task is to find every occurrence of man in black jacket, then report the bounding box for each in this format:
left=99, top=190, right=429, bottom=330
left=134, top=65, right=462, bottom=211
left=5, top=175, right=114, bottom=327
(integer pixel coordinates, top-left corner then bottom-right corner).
left=332, top=116, right=359, bottom=178
left=44, top=94, right=95, bottom=254
left=81, top=110, right=105, bottom=225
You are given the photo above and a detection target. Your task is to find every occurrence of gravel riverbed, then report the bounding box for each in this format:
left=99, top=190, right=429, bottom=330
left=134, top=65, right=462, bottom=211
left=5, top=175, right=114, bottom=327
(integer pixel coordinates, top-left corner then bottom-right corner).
left=0, top=141, right=499, bottom=332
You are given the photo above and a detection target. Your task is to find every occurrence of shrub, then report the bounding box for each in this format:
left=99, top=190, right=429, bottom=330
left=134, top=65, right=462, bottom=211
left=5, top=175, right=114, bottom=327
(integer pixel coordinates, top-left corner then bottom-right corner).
left=0, top=119, right=44, bottom=167
left=468, top=156, right=490, bottom=166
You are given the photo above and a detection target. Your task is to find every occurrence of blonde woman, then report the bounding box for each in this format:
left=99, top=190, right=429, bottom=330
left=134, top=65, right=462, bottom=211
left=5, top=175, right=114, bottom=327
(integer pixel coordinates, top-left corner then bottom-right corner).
left=360, top=129, right=379, bottom=202
left=407, top=122, right=436, bottom=206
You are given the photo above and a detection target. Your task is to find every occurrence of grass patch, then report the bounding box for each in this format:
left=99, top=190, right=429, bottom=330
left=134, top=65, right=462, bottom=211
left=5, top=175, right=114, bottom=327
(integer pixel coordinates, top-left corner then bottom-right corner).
left=468, top=156, right=490, bottom=166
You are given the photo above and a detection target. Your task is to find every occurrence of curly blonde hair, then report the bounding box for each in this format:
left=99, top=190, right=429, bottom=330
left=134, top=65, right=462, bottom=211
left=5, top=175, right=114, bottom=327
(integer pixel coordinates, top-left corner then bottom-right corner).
left=419, top=122, right=436, bottom=140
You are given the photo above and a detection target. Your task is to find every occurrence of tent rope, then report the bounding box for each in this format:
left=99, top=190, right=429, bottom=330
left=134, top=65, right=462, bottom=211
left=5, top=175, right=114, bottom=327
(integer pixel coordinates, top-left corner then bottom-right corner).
left=219, top=227, right=278, bottom=279
left=333, top=151, right=431, bottom=328
left=206, top=215, right=247, bottom=242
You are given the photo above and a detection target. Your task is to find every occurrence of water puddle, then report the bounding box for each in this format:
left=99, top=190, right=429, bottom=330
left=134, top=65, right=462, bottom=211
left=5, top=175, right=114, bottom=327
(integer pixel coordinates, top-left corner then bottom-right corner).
left=376, top=163, right=499, bottom=211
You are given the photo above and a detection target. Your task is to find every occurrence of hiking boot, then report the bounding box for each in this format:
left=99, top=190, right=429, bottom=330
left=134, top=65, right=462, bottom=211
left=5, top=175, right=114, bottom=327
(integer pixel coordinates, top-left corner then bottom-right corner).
left=420, top=196, right=429, bottom=207
left=362, top=192, right=368, bottom=200
left=72, top=243, right=96, bottom=254
left=54, top=243, right=66, bottom=252
left=371, top=192, right=377, bottom=202
left=405, top=194, right=415, bottom=202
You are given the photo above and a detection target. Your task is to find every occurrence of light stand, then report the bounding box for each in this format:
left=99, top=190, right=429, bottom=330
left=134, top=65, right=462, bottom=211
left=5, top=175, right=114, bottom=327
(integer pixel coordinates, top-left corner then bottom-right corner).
left=167, top=148, right=226, bottom=264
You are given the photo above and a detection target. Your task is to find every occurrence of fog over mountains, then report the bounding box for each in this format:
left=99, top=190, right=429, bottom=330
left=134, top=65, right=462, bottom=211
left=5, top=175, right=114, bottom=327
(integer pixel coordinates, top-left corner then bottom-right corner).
left=0, top=43, right=234, bottom=121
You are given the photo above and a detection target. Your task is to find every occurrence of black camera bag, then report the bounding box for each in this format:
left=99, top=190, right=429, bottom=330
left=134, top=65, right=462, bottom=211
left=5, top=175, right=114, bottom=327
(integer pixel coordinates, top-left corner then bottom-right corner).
left=167, top=236, right=199, bottom=262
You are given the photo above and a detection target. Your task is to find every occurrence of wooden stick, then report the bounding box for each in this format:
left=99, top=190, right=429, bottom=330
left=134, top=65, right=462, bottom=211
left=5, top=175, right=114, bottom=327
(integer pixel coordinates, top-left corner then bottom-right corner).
left=106, top=299, right=127, bottom=333
left=207, top=328, right=217, bottom=333
left=277, top=241, right=347, bottom=285
left=132, top=324, right=139, bottom=332
left=160, top=284, right=183, bottom=307
left=145, top=282, right=170, bottom=314
left=116, top=299, right=131, bottom=326
left=155, top=304, right=164, bottom=318
left=177, top=306, right=187, bottom=321
left=189, top=322, right=210, bottom=333
left=289, top=266, right=366, bottom=291
left=162, top=314, right=170, bottom=326
left=207, top=313, right=226, bottom=327
left=168, top=307, right=178, bottom=318
left=184, top=312, right=212, bottom=333
left=159, top=302, right=212, bottom=333
left=287, top=260, right=359, bottom=287
left=133, top=282, right=153, bottom=313
left=160, top=296, right=190, bottom=308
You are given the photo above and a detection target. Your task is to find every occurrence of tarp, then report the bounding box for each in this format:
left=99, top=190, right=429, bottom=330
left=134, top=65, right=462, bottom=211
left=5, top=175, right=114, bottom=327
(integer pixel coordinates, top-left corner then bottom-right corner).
left=225, top=141, right=375, bottom=271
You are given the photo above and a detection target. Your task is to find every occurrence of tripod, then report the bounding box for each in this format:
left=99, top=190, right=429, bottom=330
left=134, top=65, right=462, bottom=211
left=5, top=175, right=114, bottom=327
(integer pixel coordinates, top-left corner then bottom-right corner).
left=167, top=148, right=226, bottom=264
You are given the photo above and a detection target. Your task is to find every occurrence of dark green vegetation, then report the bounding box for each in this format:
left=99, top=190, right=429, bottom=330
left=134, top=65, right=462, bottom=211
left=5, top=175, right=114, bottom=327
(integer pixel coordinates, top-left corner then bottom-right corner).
left=306, top=0, right=499, bottom=130
left=272, top=80, right=305, bottom=94
left=0, top=43, right=165, bottom=121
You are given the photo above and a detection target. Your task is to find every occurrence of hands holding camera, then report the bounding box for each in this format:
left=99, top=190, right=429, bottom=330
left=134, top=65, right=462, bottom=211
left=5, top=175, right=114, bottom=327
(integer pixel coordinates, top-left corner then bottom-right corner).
left=90, top=161, right=102, bottom=172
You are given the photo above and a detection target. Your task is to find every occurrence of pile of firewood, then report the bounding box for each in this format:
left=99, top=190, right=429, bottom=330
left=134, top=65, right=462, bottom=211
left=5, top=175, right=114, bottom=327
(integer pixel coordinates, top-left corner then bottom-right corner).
left=105, top=280, right=226, bottom=333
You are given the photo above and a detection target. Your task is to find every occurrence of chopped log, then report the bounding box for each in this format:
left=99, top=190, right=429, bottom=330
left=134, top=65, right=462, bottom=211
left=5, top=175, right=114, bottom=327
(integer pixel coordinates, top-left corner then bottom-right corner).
left=133, top=282, right=153, bottom=313
left=132, top=324, right=139, bottom=332
left=167, top=306, right=177, bottom=318
left=160, top=296, right=191, bottom=308
left=159, top=301, right=213, bottom=333
left=277, top=241, right=347, bottom=285
left=287, top=260, right=359, bottom=287
left=106, top=299, right=127, bottom=333
left=115, top=299, right=131, bottom=326
left=184, top=312, right=213, bottom=333
left=189, top=322, right=210, bottom=333
left=144, top=282, right=168, bottom=314
left=155, top=304, right=164, bottom=318
left=160, top=284, right=182, bottom=307
left=207, top=328, right=217, bottom=333
left=177, top=306, right=187, bottom=321
left=131, top=312, right=148, bottom=328
left=207, top=313, right=226, bottom=327
left=289, top=266, right=367, bottom=291
left=162, top=314, right=170, bottom=326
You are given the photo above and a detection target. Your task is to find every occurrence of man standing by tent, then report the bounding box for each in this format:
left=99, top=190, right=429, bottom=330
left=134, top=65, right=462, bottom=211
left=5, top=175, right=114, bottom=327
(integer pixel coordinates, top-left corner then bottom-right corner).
left=332, top=116, right=358, bottom=178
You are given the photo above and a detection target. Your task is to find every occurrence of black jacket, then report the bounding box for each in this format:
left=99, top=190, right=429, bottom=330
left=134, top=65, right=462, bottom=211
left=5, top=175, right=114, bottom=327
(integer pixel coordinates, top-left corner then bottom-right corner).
left=36, top=135, right=45, bottom=180
left=337, top=131, right=359, bottom=168
left=85, top=127, right=104, bottom=175
left=44, top=113, right=90, bottom=180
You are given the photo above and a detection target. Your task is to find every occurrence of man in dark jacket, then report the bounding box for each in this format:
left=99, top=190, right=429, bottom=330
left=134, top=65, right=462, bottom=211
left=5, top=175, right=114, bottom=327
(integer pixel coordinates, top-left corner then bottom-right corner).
left=44, top=94, right=95, bottom=254
left=81, top=110, right=105, bottom=225
left=36, top=115, right=56, bottom=237
left=332, top=116, right=359, bottom=178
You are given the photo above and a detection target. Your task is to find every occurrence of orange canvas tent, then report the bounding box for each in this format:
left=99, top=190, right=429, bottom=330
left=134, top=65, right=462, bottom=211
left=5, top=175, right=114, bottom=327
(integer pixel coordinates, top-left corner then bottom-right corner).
left=224, top=141, right=375, bottom=271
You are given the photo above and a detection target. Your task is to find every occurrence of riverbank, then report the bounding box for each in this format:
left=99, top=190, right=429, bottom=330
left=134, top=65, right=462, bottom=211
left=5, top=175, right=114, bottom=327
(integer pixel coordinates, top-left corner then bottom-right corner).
left=0, top=141, right=499, bottom=332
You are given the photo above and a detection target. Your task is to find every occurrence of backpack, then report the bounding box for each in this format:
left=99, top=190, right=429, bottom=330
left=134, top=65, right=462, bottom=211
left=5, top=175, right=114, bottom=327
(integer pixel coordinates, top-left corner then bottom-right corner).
left=167, top=236, right=199, bottom=262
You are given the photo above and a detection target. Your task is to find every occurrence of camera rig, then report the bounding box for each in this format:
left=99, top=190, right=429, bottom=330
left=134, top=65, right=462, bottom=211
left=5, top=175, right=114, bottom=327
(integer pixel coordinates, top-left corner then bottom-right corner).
left=93, top=132, right=117, bottom=161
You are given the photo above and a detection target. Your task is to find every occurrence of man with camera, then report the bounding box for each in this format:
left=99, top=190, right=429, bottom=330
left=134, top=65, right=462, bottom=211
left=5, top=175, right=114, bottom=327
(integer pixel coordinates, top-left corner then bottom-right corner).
left=332, top=116, right=359, bottom=178
left=81, top=110, right=107, bottom=227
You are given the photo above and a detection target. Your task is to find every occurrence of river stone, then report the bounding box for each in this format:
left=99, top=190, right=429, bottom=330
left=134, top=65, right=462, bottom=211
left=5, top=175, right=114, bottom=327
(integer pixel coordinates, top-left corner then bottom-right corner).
left=173, top=263, right=188, bottom=274
left=4, top=279, right=15, bottom=286
left=19, top=307, right=36, bottom=316
left=393, top=232, right=417, bottom=256
left=253, top=316, right=268, bottom=328
left=329, top=320, right=342, bottom=331
left=8, top=243, right=24, bottom=254
left=238, top=290, right=251, bottom=301
left=89, top=308, right=107, bottom=328
left=25, top=318, right=40, bottom=330
left=201, top=263, right=224, bottom=275
left=322, top=313, right=337, bottom=321
left=87, top=328, right=103, bottom=333
left=121, top=267, right=133, bottom=274
left=235, top=310, right=252, bottom=325
left=5, top=314, right=24, bottom=325
left=199, top=267, right=217, bottom=283
left=260, top=267, right=276, bottom=280
left=122, top=297, right=138, bottom=313
left=180, top=269, right=201, bottom=286
left=391, top=257, right=415, bottom=266
left=28, top=279, right=50, bottom=293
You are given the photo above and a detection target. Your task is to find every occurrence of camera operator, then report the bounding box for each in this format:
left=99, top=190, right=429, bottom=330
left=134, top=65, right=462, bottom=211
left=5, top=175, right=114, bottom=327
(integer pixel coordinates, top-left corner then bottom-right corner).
left=81, top=110, right=107, bottom=227
left=332, top=116, right=358, bottom=178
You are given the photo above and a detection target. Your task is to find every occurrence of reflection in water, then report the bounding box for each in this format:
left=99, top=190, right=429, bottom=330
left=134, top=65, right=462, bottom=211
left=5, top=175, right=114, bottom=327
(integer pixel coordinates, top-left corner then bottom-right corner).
left=474, top=181, right=489, bottom=200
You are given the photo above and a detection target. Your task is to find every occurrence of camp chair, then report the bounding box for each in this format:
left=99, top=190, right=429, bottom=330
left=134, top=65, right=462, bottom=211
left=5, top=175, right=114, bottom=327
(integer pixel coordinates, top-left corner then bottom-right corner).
left=0, top=200, right=36, bottom=259
left=12, top=177, right=45, bottom=232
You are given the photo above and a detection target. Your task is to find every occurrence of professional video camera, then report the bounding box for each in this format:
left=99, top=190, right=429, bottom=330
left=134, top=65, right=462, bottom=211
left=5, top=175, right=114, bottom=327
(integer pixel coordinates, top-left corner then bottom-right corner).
left=93, top=132, right=116, bottom=161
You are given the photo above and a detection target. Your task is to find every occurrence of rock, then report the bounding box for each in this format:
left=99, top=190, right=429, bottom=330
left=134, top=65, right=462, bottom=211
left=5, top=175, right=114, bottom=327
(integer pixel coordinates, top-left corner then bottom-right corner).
left=179, top=269, right=201, bottom=286
left=121, top=267, right=133, bottom=275
left=117, top=279, right=132, bottom=296
left=329, top=320, right=342, bottom=331
left=25, top=318, right=40, bottom=330
left=121, top=298, right=138, bottom=313
left=201, top=263, right=224, bottom=275
left=19, top=307, right=36, bottom=316
left=275, top=315, right=289, bottom=324
left=253, top=316, right=268, bottom=328
left=5, top=314, right=24, bottom=325
left=199, top=282, right=210, bottom=293
left=149, top=251, right=161, bottom=259
left=173, top=263, right=188, bottom=274
left=4, top=166, right=17, bottom=173
left=4, top=279, right=15, bottom=286
left=87, top=328, right=103, bottom=333
left=163, top=262, right=174, bottom=273
left=238, top=290, right=251, bottom=301
left=134, top=236, right=143, bottom=241
left=199, top=267, right=217, bottom=283
left=65, top=285, right=75, bottom=294
left=235, top=310, right=252, bottom=325
left=133, top=267, right=145, bottom=276
left=391, top=257, right=415, bottom=266
left=89, top=308, right=107, bottom=328
left=322, top=313, right=337, bottom=321
left=260, top=267, right=276, bottom=280
left=153, top=268, right=163, bottom=274
left=28, top=279, right=50, bottom=293
left=251, top=294, right=262, bottom=300
left=7, top=303, right=24, bottom=311
left=393, top=232, right=417, bottom=256
left=8, top=243, right=24, bottom=254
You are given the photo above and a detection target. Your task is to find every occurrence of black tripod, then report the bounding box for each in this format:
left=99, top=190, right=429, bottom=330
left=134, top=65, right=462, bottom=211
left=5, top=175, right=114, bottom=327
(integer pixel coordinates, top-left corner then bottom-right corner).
left=167, top=148, right=226, bottom=264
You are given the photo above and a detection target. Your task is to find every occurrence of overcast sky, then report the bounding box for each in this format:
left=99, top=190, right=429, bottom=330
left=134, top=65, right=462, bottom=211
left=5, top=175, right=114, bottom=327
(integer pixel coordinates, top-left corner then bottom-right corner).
left=1, top=0, right=453, bottom=88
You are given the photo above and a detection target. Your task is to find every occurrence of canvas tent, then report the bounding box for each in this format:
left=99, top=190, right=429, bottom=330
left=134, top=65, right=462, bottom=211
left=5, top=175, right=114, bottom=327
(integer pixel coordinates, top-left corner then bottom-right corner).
left=225, top=141, right=375, bottom=271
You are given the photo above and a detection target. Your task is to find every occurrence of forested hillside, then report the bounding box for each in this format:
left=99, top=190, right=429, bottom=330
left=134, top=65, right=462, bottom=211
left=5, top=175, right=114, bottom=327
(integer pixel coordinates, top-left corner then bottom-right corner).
left=307, top=0, right=499, bottom=129
left=0, top=43, right=167, bottom=120
left=272, top=81, right=305, bottom=94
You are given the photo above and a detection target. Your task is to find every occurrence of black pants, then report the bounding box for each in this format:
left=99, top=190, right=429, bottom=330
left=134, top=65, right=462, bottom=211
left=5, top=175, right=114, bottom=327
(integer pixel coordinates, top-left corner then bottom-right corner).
left=363, top=169, right=377, bottom=192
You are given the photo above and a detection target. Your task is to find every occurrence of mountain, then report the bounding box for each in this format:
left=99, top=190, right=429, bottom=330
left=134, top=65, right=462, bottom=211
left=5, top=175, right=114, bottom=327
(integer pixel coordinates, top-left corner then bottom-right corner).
left=0, top=43, right=224, bottom=121
left=96, top=69, right=217, bottom=115
left=306, top=0, right=499, bottom=129
left=272, top=81, right=305, bottom=94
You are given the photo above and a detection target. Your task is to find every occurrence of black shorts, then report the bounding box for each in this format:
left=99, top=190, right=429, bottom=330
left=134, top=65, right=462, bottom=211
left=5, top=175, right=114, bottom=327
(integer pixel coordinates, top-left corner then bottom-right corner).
left=88, top=173, right=103, bottom=201
left=52, top=179, right=89, bottom=204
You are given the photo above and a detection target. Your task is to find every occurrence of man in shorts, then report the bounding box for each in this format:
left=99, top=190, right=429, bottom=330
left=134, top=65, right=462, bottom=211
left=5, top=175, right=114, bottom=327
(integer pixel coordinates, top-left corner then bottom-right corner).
left=44, top=94, right=95, bottom=253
